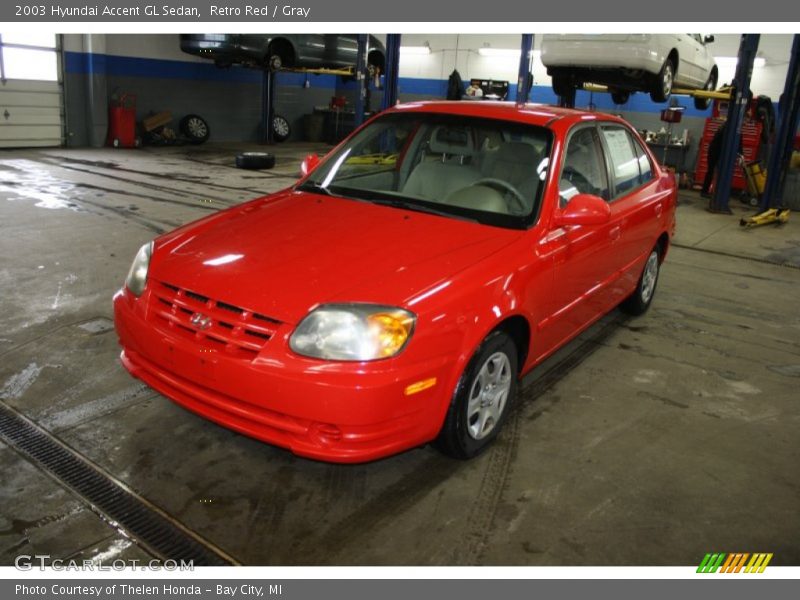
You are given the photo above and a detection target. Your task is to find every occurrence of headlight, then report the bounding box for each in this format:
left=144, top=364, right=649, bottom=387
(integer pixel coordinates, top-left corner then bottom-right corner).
left=290, top=304, right=415, bottom=361
left=125, top=242, right=153, bottom=297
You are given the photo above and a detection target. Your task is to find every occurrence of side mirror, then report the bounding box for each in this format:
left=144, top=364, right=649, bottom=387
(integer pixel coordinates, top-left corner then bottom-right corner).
left=300, top=153, right=320, bottom=177
left=554, top=193, right=611, bottom=227
left=704, top=35, right=715, bottom=44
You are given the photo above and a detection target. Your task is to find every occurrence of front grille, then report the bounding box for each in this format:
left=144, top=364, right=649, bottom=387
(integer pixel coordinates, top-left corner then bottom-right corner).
left=150, top=280, right=282, bottom=358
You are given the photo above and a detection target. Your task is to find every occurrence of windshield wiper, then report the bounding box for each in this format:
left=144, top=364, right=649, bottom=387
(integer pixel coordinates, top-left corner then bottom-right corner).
left=296, top=182, right=334, bottom=196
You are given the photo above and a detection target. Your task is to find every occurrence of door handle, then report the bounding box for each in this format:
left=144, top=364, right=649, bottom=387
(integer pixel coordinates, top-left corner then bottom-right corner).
left=655, top=203, right=663, bottom=217
left=609, top=225, right=621, bottom=241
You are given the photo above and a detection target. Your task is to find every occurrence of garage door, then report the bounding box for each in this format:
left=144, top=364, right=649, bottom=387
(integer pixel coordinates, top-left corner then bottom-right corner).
left=0, top=33, right=63, bottom=148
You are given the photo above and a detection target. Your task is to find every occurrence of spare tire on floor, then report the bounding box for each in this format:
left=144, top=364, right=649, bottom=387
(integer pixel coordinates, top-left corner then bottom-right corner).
left=179, top=114, right=210, bottom=144
left=235, top=152, right=276, bottom=170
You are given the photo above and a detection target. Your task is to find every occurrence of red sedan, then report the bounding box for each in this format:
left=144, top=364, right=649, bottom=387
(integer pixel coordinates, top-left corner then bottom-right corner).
left=114, top=101, right=676, bottom=463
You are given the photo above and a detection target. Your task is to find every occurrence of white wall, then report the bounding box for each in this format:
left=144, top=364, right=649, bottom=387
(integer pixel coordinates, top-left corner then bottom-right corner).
left=62, top=34, right=207, bottom=63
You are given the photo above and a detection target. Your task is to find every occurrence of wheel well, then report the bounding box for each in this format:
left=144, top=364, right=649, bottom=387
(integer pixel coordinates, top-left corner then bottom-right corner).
left=657, top=233, right=670, bottom=262
left=493, top=316, right=531, bottom=374
left=267, top=38, right=295, bottom=67
left=667, top=49, right=679, bottom=76
left=368, top=50, right=385, bottom=71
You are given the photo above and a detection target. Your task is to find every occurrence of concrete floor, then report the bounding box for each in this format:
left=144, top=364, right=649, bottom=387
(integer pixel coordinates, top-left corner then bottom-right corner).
left=1, top=143, right=798, bottom=566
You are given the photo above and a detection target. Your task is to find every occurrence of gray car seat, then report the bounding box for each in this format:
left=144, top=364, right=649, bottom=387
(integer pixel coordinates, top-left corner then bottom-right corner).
left=402, top=126, right=481, bottom=201
left=480, top=141, right=541, bottom=211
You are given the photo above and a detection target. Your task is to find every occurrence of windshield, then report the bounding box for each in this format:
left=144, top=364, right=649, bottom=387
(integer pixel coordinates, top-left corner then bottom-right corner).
left=298, top=112, right=553, bottom=229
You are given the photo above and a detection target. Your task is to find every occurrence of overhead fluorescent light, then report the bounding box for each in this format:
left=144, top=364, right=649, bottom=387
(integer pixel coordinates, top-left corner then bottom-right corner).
left=716, top=56, right=766, bottom=69
left=401, top=45, right=431, bottom=55
left=478, top=48, right=541, bottom=60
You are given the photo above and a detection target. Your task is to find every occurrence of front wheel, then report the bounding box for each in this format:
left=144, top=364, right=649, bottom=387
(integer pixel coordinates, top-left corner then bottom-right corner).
left=621, top=246, right=661, bottom=316
left=650, top=59, right=675, bottom=103
left=436, top=331, right=518, bottom=459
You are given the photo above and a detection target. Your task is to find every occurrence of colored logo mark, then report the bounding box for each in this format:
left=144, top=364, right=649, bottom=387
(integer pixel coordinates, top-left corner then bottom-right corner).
left=697, top=553, right=773, bottom=573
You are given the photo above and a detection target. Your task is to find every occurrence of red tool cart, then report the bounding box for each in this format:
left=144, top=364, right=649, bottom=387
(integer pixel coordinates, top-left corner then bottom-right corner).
left=693, top=98, right=763, bottom=191
left=106, top=93, right=140, bottom=148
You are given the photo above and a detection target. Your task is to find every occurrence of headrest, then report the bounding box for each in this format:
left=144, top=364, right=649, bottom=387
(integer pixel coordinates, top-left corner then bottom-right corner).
left=496, top=141, right=538, bottom=164
left=429, top=126, right=475, bottom=156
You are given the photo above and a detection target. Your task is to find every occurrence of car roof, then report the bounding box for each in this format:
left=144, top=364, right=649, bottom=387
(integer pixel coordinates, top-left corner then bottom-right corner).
left=387, top=100, right=626, bottom=128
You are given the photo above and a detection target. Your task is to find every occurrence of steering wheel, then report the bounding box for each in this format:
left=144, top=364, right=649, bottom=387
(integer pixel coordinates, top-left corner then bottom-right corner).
left=472, top=178, right=527, bottom=213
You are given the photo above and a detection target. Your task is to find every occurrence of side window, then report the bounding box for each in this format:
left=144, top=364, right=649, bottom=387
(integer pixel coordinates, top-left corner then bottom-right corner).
left=559, top=127, right=610, bottom=206
left=600, top=126, right=641, bottom=198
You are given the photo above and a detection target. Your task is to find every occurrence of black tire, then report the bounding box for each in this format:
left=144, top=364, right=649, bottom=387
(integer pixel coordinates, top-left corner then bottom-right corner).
left=650, top=58, right=675, bottom=103
left=268, top=54, right=283, bottom=72
left=611, top=89, right=631, bottom=105
left=272, top=114, right=291, bottom=142
left=694, top=70, right=717, bottom=111
left=179, top=114, right=210, bottom=144
left=436, top=330, right=518, bottom=459
left=620, top=246, right=661, bottom=316
left=551, top=72, right=573, bottom=97
left=235, top=152, right=275, bottom=170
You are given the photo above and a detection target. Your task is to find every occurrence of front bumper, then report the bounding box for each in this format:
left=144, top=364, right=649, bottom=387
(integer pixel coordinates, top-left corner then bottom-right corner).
left=113, top=288, right=452, bottom=463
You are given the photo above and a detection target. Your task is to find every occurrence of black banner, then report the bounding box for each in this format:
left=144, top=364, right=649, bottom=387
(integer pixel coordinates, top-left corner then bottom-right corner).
left=2, top=0, right=800, bottom=22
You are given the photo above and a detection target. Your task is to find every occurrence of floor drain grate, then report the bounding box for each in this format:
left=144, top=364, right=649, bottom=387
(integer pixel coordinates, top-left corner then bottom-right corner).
left=0, top=401, right=238, bottom=566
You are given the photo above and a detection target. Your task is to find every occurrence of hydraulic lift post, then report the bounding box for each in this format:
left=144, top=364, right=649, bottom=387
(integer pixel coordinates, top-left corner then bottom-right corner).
left=516, top=34, right=534, bottom=105
left=261, top=68, right=276, bottom=144
left=760, top=34, right=800, bottom=211
left=380, top=34, right=401, bottom=111
left=353, top=34, right=368, bottom=128
left=711, top=33, right=760, bottom=213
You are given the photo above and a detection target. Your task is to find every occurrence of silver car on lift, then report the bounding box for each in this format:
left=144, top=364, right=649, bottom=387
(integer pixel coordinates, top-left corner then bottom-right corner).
left=180, top=34, right=386, bottom=76
left=541, top=34, right=718, bottom=108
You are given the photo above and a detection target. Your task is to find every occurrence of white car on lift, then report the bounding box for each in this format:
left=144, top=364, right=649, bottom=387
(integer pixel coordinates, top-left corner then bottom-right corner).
left=541, top=34, right=718, bottom=108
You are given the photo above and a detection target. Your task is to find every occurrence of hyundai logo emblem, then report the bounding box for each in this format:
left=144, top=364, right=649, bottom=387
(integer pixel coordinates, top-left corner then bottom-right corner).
left=190, top=313, right=213, bottom=330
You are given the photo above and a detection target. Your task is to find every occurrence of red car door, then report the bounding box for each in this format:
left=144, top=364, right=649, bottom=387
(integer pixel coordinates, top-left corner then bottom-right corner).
left=597, top=124, right=669, bottom=303
left=535, top=124, right=617, bottom=360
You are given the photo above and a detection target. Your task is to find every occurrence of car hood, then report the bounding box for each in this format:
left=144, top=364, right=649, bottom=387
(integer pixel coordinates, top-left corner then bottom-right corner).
left=151, top=190, right=521, bottom=324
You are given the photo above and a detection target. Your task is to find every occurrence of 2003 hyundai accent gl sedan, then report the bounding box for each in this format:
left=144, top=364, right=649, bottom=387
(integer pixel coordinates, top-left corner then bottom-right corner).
left=114, top=101, right=676, bottom=463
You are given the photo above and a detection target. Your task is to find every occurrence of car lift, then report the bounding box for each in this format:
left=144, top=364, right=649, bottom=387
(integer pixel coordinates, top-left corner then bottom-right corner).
left=259, top=42, right=374, bottom=143
left=710, top=34, right=761, bottom=214
left=569, top=83, right=735, bottom=105
left=758, top=34, right=800, bottom=212
left=381, top=34, right=401, bottom=111
left=353, top=35, right=368, bottom=128
left=516, top=35, right=534, bottom=104
left=739, top=33, right=799, bottom=227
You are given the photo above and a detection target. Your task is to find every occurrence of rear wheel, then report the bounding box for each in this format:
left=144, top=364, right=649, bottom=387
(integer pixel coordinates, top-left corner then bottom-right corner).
left=551, top=72, right=574, bottom=97
left=611, top=89, right=631, bottom=105
left=621, top=246, right=661, bottom=315
left=694, top=70, right=717, bottom=110
left=436, top=331, right=518, bottom=459
left=650, top=58, right=675, bottom=103
left=268, top=54, right=283, bottom=72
